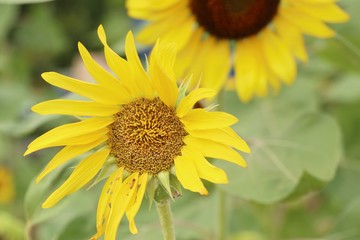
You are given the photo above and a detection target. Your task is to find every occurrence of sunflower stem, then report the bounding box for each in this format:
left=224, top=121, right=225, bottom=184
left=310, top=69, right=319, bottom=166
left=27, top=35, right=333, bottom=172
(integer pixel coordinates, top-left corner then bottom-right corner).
left=156, top=199, right=176, bottom=240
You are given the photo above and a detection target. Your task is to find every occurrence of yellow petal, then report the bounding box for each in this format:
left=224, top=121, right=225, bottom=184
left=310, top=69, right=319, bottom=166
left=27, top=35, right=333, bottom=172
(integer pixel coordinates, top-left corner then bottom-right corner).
left=36, top=135, right=107, bottom=183
left=181, top=109, right=238, bottom=130
left=125, top=31, right=154, bottom=99
left=183, top=147, right=228, bottom=184
left=155, top=15, right=194, bottom=51
left=184, top=136, right=247, bottom=167
left=24, top=117, right=112, bottom=155
left=292, top=1, right=349, bottom=23
left=136, top=8, right=192, bottom=49
left=41, top=72, right=121, bottom=105
left=78, top=42, right=132, bottom=104
left=126, top=0, right=181, bottom=13
left=174, top=28, right=204, bottom=85
left=188, top=127, right=251, bottom=153
left=151, top=42, right=177, bottom=80
left=201, top=37, right=231, bottom=93
left=150, top=41, right=179, bottom=107
left=97, top=25, right=137, bottom=95
left=280, top=7, right=335, bottom=38
left=234, top=37, right=258, bottom=102
left=176, top=88, right=216, bottom=118
left=174, top=152, right=208, bottom=195
left=105, top=172, right=139, bottom=240
left=273, top=15, right=308, bottom=62
left=294, top=0, right=337, bottom=3
left=93, top=167, right=124, bottom=239
left=261, top=28, right=297, bottom=85
left=127, top=1, right=186, bottom=21
left=42, top=148, right=110, bottom=208
left=126, top=172, right=149, bottom=234
left=32, top=99, right=120, bottom=116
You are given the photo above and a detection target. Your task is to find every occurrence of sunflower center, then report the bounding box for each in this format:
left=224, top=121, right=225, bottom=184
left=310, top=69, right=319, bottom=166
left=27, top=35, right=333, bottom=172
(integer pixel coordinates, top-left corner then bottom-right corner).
left=189, top=0, right=280, bottom=39
left=108, top=98, right=187, bottom=175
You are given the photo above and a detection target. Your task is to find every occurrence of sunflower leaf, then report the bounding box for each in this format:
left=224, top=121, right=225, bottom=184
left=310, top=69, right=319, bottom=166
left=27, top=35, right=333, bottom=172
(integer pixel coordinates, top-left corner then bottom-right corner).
left=218, top=81, right=342, bottom=204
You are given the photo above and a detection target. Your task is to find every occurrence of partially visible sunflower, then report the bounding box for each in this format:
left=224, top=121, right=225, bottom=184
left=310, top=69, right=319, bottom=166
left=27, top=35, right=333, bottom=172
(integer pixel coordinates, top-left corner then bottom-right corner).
left=0, top=166, right=15, bottom=204
left=24, top=25, right=250, bottom=239
left=126, top=0, right=349, bottom=102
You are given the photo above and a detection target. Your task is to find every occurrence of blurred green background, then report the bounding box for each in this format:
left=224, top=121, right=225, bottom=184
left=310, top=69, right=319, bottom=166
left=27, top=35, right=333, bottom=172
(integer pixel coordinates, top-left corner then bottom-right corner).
left=0, top=0, right=360, bottom=239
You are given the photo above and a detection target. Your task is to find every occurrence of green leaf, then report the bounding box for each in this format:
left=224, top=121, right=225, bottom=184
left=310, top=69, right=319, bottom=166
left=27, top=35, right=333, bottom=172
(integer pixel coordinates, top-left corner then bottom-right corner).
left=0, top=5, right=18, bottom=41
left=0, top=0, right=53, bottom=4
left=219, top=86, right=342, bottom=204
left=324, top=74, right=360, bottom=103
left=24, top=163, right=69, bottom=222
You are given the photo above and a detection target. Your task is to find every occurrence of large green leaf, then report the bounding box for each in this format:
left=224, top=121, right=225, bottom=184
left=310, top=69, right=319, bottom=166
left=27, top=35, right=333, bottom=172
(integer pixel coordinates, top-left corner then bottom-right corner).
left=218, top=84, right=342, bottom=204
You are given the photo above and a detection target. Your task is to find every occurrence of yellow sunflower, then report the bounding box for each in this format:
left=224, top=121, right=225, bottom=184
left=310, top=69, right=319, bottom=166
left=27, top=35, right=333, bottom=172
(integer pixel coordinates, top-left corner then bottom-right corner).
left=0, top=166, right=15, bottom=204
left=126, top=0, right=349, bottom=102
left=24, top=25, right=250, bottom=239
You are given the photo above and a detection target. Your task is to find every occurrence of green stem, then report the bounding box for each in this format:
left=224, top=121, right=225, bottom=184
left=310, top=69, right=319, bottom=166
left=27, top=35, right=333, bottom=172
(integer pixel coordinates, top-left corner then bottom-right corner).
left=156, top=200, right=176, bottom=240
left=217, top=189, right=227, bottom=240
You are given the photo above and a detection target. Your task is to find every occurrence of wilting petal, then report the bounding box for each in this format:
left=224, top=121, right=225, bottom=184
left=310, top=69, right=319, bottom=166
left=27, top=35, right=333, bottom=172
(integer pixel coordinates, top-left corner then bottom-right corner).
left=42, top=148, right=110, bottom=208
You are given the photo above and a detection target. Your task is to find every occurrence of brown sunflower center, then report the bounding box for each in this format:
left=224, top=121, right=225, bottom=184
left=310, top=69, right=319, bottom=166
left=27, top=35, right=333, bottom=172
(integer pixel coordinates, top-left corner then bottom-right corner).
left=189, top=0, right=280, bottom=39
left=108, top=97, right=187, bottom=175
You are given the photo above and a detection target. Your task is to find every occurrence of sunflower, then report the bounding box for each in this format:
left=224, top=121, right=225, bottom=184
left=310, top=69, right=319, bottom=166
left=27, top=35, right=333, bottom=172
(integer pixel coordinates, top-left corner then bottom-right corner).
left=24, top=25, right=250, bottom=239
left=126, top=0, right=349, bottom=102
left=0, top=166, right=15, bottom=204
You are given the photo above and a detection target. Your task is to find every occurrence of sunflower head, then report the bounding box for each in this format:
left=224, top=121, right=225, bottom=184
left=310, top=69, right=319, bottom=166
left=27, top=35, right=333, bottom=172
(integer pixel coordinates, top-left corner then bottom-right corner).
left=127, top=0, right=349, bottom=102
left=25, top=25, right=250, bottom=239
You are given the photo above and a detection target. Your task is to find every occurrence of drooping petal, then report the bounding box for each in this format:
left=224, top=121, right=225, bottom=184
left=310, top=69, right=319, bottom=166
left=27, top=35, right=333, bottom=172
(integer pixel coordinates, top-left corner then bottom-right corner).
left=188, top=127, right=251, bottom=153
left=181, top=109, right=238, bottom=130
left=184, top=136, right=247, bottom=167
left=41, top=72, right=121, bottom=105
left=105, top=172, right=139, bottom=240
left=42, top=148, right=110, bottom=208
left=176, top=88, right=216, bottom=118
left=175, top=148, right=208, bottom=195
left=126, top=172, right=149, bottom=234
left=32, top=99, right=120, bottom=117
left=24, top=118, right=112, bottom=155
left=36, top=135, right=108, bottom=183
left=93, top=167, right=124, bottom=239
left=184, top=147, right=228, bottom=184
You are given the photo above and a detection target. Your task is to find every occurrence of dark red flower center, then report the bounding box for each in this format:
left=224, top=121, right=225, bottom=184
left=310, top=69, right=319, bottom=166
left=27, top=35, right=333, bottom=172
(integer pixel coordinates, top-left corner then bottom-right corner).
left=189, top=0, right=280, bottom=39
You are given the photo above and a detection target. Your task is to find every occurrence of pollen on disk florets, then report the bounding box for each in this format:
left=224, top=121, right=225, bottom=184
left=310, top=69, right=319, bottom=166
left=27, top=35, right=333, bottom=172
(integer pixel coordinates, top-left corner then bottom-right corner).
left=189, top=0, right=280, bottom=39
left=107, top=97, right=188, bottom=175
